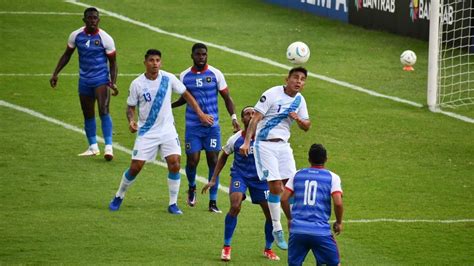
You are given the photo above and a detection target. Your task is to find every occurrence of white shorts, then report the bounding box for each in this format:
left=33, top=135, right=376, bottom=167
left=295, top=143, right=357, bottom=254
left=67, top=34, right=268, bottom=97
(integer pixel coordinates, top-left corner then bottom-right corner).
left=254, top=140, right=296, bottom=182
left=132, top=135, right=181, bottom=161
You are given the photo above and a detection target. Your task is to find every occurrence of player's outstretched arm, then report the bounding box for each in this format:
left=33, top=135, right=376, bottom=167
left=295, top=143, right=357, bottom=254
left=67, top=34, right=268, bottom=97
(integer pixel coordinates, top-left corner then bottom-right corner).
left=202, top=151, right=229, bottom=194
left=239, top=111, right=262, bottom=156
left=182, top=90, right=214, bottom=126
left=50, top=47, right=75, bottom=88
left=219, top=89, right=241, bottom=132
left=288, top=112, right=311, bottom=131
left=171, top=95, right=186, bottom=108
left=126, top=105, right=138, bottom=133
left=107, top=54, right=119, bottom=96
left=332, top=192, right=343, bottom=235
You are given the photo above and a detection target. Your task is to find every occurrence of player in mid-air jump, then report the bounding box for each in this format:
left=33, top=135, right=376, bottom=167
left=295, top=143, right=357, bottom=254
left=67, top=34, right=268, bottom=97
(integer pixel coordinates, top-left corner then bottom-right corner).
left=281, top=144, right=343, bottom=266
left=172, top=43, right=240, bottom=213
left=50, top=7, right=118, bottom=160
left=240, top=67, right=311, bottom=250
left=202, top=106, right=280, bottom=262
left=108, top=49, right=213, bottom=214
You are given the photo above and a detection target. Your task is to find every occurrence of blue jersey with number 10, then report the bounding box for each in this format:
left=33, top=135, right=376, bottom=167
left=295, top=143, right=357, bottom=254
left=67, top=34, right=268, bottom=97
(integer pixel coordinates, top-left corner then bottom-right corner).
left=285, top=167, right=342, bottom=236
left=180, top=65, right=228, bottom=127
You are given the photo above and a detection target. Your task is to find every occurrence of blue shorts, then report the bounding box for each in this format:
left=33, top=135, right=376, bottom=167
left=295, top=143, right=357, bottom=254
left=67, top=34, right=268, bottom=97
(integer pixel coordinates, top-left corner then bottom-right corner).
left=78, top=77, right=109, bottom=97
left=288, top=233, right=340, bottom=266
left=185, top=125, right=221, bottom=153
left=230, top=175, right=268, bottom=204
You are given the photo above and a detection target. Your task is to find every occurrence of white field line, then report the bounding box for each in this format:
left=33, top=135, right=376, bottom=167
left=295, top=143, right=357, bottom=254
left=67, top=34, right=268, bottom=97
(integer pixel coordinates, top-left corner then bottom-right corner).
left=3, top=8, right=473, bottom=123
left=2, top=99, right=474, bottom=224
left=342, top=218, right=474, bottom=224
left=0, top=73, right=285, bottom=77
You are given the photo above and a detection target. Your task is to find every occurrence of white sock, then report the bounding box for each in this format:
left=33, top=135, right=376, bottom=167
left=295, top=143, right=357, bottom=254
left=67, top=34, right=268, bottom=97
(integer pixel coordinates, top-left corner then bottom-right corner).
left=90, top=143, right=99, bottom=151
left=168, top=178, right=180, bottom=205
left=115, top=173, right=135, bottom=199
left=268, top=201, right=282, bottom=232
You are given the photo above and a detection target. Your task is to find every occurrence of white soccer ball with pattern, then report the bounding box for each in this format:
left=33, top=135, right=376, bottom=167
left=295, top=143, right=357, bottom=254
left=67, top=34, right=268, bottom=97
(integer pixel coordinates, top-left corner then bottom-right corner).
left=400, top=50, right=417, bottom=66
left=287, top=41, right=310, bottom=65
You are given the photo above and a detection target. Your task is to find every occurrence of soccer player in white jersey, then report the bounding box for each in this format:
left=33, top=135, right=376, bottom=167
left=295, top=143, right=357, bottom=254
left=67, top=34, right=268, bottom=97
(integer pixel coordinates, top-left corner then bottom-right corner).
left=173, top=43, right=240, bottom=213
left=281, top=144, right=343, bottom=266
left=240, top=67, right=311, bottom=249
left=50, top=7, right=118, bottom=160
left=202, top=107, right=280, bottom=262
left=108, top=49, right=213, bottom=214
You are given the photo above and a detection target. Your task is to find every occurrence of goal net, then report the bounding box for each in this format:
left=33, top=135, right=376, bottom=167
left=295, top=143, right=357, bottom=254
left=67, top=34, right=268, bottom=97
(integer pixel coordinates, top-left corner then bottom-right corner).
left=428, top=0, right=474, bottom=110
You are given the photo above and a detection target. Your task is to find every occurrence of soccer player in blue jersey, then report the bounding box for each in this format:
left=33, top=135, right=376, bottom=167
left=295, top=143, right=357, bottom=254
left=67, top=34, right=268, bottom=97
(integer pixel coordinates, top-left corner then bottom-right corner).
left=108, top=49, right=213, bottom=214
left=50, top=7, right=118, bottom=160
left=240, top=67, right=311, bottom=249
left=202, top=106, right=280, bottom=261
left=172, top=43, right=240, bottom=213
left=281, top=144, right=343, bottom=266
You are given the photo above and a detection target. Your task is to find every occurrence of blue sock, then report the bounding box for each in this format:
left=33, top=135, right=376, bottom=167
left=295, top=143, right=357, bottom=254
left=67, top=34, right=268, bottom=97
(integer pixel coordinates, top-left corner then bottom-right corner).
left=100, top=114, right=113, bottom=145
left=84, top=117, right=97, bottom=145
left=209, top=166, right=219, bottom=201
left=185, top=165, right=196, bottom=187
left=124, top=168, right=136, bottom=181
left=265, top=219, right=274, bottom=249
left=224, top=213, right=237, bottom=246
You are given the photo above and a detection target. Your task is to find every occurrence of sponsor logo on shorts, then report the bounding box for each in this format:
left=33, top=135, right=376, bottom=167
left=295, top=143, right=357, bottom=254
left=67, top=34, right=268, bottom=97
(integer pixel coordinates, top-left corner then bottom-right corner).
left=133, top=150, right=138, bottom=156
left=263, top=170, right=269, bottom=178
left=260, top=95, right=266, bottom=103
left=233, top=181, right=240, bottom=188
left=185, top=143, right=191, bottom=150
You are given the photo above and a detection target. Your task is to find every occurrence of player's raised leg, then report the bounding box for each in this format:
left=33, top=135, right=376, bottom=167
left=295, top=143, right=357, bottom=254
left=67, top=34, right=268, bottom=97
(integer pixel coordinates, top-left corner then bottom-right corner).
left=78, top=94, right=100, bottom=156
left=268, top=180, right=288, bottom=250
left=109, top=160, right=144, bottom=211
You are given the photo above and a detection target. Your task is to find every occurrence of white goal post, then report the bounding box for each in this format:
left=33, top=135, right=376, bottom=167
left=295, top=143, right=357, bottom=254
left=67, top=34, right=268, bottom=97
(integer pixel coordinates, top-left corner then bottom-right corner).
left=427, top=0, right=474, bottom=111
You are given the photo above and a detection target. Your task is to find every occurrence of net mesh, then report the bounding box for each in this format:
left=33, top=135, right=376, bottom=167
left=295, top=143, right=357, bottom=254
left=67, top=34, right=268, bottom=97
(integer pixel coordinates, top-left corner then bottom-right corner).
left=438, top=0, right=474, bottom=108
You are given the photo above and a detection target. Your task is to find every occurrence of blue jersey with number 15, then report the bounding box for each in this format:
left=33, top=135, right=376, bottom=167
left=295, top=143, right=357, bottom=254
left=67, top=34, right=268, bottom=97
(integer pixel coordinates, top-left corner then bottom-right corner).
left=180, top=64, right=228, bottom=127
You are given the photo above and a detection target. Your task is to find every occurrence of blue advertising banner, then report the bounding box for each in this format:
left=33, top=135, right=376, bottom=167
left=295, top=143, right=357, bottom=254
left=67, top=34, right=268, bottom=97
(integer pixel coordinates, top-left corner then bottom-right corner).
left=266, top=0, right=349, bottom=22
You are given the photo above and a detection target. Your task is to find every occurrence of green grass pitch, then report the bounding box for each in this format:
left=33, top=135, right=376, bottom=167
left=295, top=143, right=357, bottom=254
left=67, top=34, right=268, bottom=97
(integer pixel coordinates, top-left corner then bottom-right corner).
left=0, top=0, right=473, bottom=264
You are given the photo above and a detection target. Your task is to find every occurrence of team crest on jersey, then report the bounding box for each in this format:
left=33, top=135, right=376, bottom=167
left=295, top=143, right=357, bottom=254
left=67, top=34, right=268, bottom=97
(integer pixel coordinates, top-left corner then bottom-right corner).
left=233, top=181, right=240, bottom=188
left=263, top=170, right=269, bottom=177
left=94, top=40, right=100, bottom=46
left=206, top=77, right=212, bottom=83
left=185, top=143, right=191, bottom=150
left=260, top=96, right=266, bottom=103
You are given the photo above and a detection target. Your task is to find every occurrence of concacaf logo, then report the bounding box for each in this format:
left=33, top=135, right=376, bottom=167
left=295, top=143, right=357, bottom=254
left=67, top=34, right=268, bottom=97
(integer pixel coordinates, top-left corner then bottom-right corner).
left=355, top=0, right=362, bottom=10
left=409, top=0, right=419, bottom=21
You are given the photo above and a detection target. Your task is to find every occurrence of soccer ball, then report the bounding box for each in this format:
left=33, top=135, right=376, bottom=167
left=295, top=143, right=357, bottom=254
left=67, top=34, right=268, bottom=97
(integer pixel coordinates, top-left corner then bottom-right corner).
left=400, top=50, right=417, bottom=66
left=287, top=41, right=310, bottom=65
